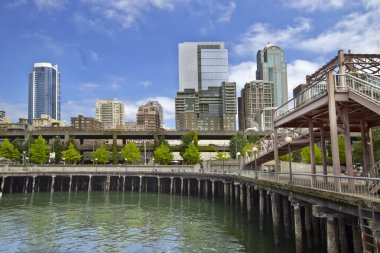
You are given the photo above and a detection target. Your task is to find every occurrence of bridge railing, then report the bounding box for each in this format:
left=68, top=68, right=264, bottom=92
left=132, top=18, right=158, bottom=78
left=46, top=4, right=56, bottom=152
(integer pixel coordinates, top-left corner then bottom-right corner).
left=274, top=81, right=327, bottom=120
left=241, top=170, right=380, bottom=200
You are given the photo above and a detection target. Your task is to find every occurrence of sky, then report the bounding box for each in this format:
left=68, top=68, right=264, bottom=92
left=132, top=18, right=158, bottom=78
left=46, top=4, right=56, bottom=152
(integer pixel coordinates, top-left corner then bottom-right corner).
left=0, top=0, right=379, bottom=129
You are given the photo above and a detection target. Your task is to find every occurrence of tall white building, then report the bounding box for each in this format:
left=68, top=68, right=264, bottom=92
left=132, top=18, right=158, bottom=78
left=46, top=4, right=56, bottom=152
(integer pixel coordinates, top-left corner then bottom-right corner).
left=28, top=62, right=60, bottom=122
left=95, top=99, right=125, bottom=129
left=178, top=42, right=228, bottom=92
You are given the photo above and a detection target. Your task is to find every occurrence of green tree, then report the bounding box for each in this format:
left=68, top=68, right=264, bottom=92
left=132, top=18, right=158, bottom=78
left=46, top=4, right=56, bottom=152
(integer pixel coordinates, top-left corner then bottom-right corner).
left=112, top=140, right=118, bottom=165
left=51, top=137, right=65, bottom=163
left=30, top=135, right=50, bottom=164
left=247, top=132, right=260, bottom=144
left=229, top=133, right=247, bottom=159
left=121, top=142, right=141, bottom=164
left=183, top=143, right=201, bottom=164
left=338, top=136, right=346, bottom=166
left=91, top=144, right=110, bottom=164
left=61, top=143, right=82, bottom=164
left=179, top=131, right=197, bottom=157
left=11, top=138, right=23, bottom=153
left=0, top=139, right=20, bottom=162
left=300, top=144, right=323, bottom=165
left=154, top=143, right=173, bottom=165
left=214, top=151, right=230, bottom=160
left=23, top=136, right=35, bottom=154
left=242, top=143, right=254, bottom=157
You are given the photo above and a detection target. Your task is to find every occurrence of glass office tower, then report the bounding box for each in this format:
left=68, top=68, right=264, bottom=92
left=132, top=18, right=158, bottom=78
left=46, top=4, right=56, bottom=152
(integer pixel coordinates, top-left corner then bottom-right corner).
left=28, top=62, right=60, bottom=122
left=256, top=44, right=288, bottom=107
left=179, top=42, right=228, bottom=92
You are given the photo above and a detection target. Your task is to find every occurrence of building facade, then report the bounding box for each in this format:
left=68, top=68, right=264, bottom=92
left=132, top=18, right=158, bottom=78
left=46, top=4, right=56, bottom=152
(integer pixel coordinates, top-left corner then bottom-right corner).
left=179, top=42, right=228, bottom=92
left=71, top=115, right=102, bottom=131
left=145, top=101, right=163, bottom=127
left=136, top=102, right=161, bottom=131
left=239, top=80, right=274, bottom=131
left=256, top=44, right=288, bottom=107
left=28, top=62, right=60, bottom=122
left=175, top=82, right=236, bottom=131
left=95, top=99, right=125, bottom=129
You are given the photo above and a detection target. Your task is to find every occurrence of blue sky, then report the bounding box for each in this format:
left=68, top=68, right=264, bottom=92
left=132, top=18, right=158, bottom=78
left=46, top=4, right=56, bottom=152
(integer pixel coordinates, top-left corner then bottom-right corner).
left=0, top=0, right=379, bottom=129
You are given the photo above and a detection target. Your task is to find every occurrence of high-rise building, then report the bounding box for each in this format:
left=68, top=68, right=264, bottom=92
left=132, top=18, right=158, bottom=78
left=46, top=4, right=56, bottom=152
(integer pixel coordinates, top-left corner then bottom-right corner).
left=175, top=82, right=236, bottom=131
left=179, top=42, right=228, bottom=92
left=145, top=101, right=163, bottom=127
left=95, top=99, right=125, bottom=129
left=239, top=80, right=274, bottom=131
left=71, top=115, right=102, bottom=131
left=136, top=102, right=161, bottom=131
left=28, top=62, right=60, bottom=122
left=256, top=44, right=288, bottom=107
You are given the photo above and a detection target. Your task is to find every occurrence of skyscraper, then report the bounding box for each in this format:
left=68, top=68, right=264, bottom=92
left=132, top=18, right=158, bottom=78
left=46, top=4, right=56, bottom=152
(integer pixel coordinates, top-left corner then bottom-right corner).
left=95, top=99, right=125, bottom=129
left=145, top=101, right=163, bottom=127
left=136, top=102, right=161, bottom=131
left=256, top=44, right=288, bottom=107
left=179, top=42, right=228, bottom=92
left=28, top=62, right=60, bottom=122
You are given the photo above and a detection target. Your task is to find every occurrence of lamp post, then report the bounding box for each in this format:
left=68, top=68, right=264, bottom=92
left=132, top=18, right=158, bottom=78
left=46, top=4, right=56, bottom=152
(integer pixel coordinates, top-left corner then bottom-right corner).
left=236, top=151, right=241, bottom=174
left=285, top=136, right=293, bottom=184
left=62, top=157, right=65, bottom=165
left=252, top=146, right=258, bottom=178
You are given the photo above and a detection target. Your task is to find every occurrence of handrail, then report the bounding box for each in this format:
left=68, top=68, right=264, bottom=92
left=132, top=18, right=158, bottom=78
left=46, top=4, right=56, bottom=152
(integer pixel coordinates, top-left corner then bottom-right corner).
left=368, top=161, right=380, bottom=178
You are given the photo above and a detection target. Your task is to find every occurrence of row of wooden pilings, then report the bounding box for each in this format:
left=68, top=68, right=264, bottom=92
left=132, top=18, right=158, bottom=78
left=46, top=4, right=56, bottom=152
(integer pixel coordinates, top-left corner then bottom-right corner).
left=0, top=174, right=363, bottom=253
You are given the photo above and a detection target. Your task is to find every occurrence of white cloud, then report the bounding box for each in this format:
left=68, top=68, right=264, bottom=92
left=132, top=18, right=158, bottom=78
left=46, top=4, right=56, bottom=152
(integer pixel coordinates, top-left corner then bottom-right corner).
left=298, top=5, right=380, bottom=54
left=61, top=99, right=96, bottom=121
left=78, top=82, right=100, bottom=91
left=285, top=0, right=347, bottom=12
left=287, top=59, right=321, bottom=99
left=79, top=0, right=184, bottom=29
left=214, top=1, right=236, bottom=23
left=228, top=61, right=256, bottom=93
left=234, top=18, right=312, bottom=57
left=139, top=80, right=152, bottom=88
left=89, top=50, right=99, bottom=62
left=33, top=0, right=67, bottom=11
left=0, top=102, right=28, bottom=122
left=24, top=32, right=65, bottom=55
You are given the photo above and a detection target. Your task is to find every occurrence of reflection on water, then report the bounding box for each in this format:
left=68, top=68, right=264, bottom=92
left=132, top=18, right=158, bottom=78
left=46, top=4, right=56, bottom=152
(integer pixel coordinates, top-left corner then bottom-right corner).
left=0, top=192, right=323, bottom=252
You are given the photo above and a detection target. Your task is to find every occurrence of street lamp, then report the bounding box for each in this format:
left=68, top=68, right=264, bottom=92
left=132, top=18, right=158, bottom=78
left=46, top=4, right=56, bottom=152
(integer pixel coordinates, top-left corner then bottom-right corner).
left=236, top=152, right=241, bottom=174
left=252, top=146, right=258, bottom=178
left=285, top=136, right=293, bottom=184
left=62, top=157, right=65, bottom=165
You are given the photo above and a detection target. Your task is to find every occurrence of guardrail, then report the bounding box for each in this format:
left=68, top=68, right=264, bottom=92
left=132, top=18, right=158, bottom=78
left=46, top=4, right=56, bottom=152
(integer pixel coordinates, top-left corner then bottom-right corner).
left=1, top=165, right=379, bottom=201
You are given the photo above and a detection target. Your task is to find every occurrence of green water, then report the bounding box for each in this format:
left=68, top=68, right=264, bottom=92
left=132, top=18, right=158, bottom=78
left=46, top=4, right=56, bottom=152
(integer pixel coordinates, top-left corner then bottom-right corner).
left=0, top=192, right=323, bottom=252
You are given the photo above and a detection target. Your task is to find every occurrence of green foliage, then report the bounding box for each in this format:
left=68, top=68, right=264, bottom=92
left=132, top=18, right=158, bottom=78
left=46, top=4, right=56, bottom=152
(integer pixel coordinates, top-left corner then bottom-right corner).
left=61, top=143, right=82, bottom=164
left=242, top=143, right=254, bottom=157
left=11, top=138, right=23, bottom=153
left=65, top=137, right=77, bottom=150
left=51, top=137, right=65, bottom=163
left=154, top=143, right=173, bottom=165
left=30, top=135, right=50, bottom=164
left=179, top=131, right=197, bottom=157
left=300, top=144, right=323, bottom=165
left=23, top=136, right=35, bottom=154
left=197, top=145, right=218, bottom=152
left=247, top=133, right=260, bottom=144
left=214, top=151, right=230, bottom=160
left=338, top=136, right=346, bottom=166
left=229, top=133, right=247, bottom=159
left=153, top=133, right=168, bottom=149
left=182, top=143, right=201, bottom=165
left=112, top=140, right=118, bottom=165
left=0, top=139, right=20, bottom=162
left=121, top=142, right=141, bottom=164
left=91, top=144, right=110, bottom=164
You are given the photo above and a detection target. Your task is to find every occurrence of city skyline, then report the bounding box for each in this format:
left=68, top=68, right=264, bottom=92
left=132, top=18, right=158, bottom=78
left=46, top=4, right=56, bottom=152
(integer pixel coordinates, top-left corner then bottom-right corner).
left=0, top=0, right=378, bottom=129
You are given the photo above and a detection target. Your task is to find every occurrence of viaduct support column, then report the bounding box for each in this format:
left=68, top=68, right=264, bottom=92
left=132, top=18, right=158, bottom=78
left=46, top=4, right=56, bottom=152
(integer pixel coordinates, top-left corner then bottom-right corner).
left=305, top=204, right=313, bottom=248
left=240, top=184, right=244, bottom=206
left=170, top=177, right=174, bottom=195
left=271, top=192, right=281, bottom=245
left=211, top=180, right=215, bottom=199
left=32, top=176, right=36, bottom=193
left=283, top=196, right=291, bottom=239
left=246, top=185, right=251, bottom=212
left=157, top=177, right=161, bottom=193
left=88, top=175, right=92, bottom=192
left=105, top=175, right=110, bottom=192
left=180, top=177, right=184, bottom=195
left=327, top=70, right=341, bottom=191
left=0, top=176, right=5, bottom=192
left=294, top=203, right=303, bottom=253
left=351, top=220, right=362, bottom=253
left=259, top=189, right=265, bottom=231
left=51, top=176, right=56, bottom=193
left=338, top=217, right=348, bottom=253
left=327, top=218, right=339, bottom=253
left=68, top=175, right=72, bottom=192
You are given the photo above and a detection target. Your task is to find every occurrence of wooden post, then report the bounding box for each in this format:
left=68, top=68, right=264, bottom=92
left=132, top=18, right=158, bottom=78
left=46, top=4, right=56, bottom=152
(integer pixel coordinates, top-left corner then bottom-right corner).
left=170, top=177, right=174, bottom=195
left=211, top=180, right=215, bottom=199
left=283, top=197, right=291, bottom=239
left=273, top=127, right=280, bottom=171
left=51, top=176, right=55, bottom=193
left=271, top=193, right=281, bottom=245
left=342, top=105, right=354, bottom=183
left=309, top=119, right=316, bottom=175
left=259, top=189, right=265, bottom=231
left=181, top=177, right=184, bottom=195
left=69, top=175, right=72, bottom=192
left=294, top=203, right=303, bottom=253
left=1, top=176, right=5, bottom=192
left=140, top=176, right=143, bottom=193
left=88, top=175, right=92, bottom=192
left=305, top=205, right=313, bottom=248
left=188, top=179, right=191, bottom=196
left=360, top=120, right=370, bottom=175
left=32, top=176, right=35, bottom=193
left=338, top=217, right=348, bottom=253
left=321, top=126, right=328, bottom=183
left=246, top=185, right=252, bottom=212
left=327, top=218, right=339, bottom=253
